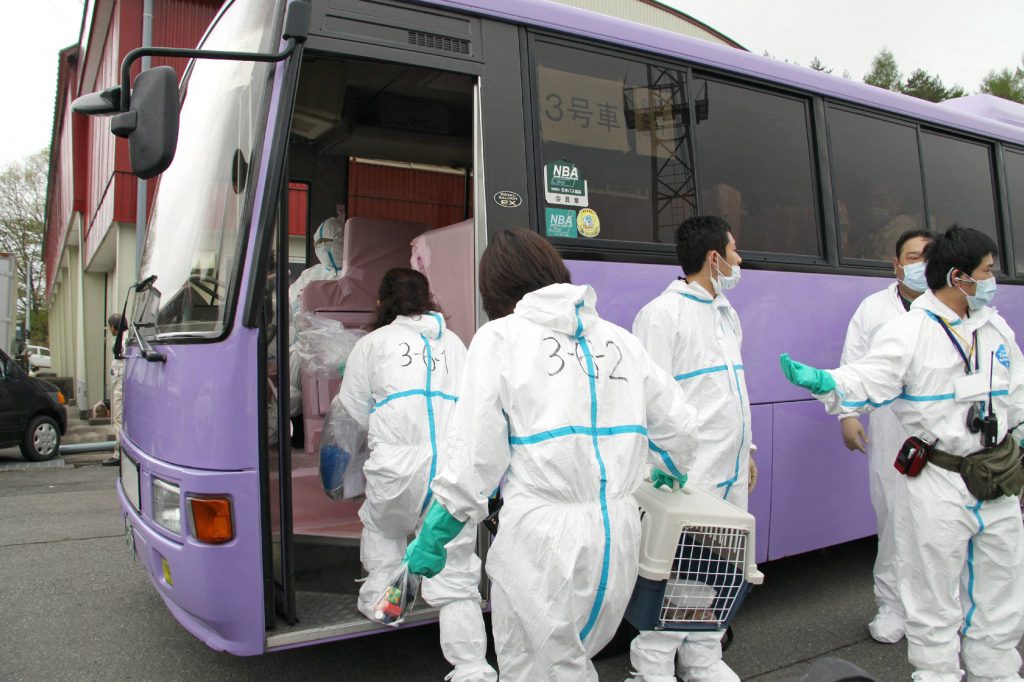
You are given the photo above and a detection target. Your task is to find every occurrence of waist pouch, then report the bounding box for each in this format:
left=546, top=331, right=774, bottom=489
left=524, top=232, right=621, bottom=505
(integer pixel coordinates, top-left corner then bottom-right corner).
left=929, top=435, right=1024, bottom=501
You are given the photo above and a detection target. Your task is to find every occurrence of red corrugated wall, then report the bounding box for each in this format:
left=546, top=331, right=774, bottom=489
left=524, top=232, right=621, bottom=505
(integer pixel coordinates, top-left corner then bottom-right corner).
left=288, top=182, right=309, bottom=236
left=347, top=160, right=472, bottom=228
left=111, top=0, right=223, bottom=231
left=84, top=4, right=121, bottom=251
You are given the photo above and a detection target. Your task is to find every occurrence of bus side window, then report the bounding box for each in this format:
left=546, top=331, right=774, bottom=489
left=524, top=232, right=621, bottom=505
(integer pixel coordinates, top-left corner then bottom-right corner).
left=693, top=77, right=821, bottom=259
left=921, top=131, right=1001, bottom=265
left=1006, top=149, right=1024, bottom=275
left=828, top=107, right=926, bottom=263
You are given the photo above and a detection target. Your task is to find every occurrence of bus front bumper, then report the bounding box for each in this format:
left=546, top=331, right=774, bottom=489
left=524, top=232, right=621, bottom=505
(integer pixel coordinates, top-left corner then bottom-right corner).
left=116, top=441, right=267, bottom=656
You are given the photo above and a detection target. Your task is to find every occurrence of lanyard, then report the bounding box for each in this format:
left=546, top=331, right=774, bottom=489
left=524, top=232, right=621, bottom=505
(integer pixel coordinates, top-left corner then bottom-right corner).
left=895, top=287, right=912, bottom=312
left=933, top=316, right=978, bottom=375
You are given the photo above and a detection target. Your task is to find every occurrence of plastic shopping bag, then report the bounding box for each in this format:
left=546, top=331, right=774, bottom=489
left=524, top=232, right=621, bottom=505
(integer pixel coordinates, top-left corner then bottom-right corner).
left=293, top=312, right=365, bottom=379
left=368, top=563, right=421, bottom=626
left=318, top=395, right=368, bottom=499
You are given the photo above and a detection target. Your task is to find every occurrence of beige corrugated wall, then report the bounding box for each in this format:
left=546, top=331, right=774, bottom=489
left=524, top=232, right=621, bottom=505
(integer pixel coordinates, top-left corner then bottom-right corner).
left=546, top=0, right=736, bottom=46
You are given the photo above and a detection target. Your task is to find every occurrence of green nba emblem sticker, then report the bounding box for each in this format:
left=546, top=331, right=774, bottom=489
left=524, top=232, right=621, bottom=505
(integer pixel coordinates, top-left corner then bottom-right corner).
left=544, top=160, right=589, bottom=207
left=545, top=208, right=578, bottom=238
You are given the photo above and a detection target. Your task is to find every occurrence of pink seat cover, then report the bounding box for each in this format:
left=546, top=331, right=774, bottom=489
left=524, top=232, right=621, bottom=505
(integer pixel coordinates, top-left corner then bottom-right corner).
left=301, top=217, right=430, bottom=314
left=294, top=219, right=431, bottom=539
left=410, top=219, right=476, bottom=343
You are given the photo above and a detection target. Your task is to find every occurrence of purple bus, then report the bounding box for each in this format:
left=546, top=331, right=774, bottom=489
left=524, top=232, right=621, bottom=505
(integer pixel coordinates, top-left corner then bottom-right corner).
left=77, top=0, right=1024, bottom=656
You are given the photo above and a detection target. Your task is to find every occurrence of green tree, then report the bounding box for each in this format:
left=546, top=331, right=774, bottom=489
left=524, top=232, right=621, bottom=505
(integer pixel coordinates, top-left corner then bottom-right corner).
left=864, top=48, right=901, bottom=91
left=980, top=57, right=1024, bottom=103
left=900, top=68, right=966, bottom=102
left=0, top=149, right=49, bottom=345
left=809, top=57, right=832, bottom=74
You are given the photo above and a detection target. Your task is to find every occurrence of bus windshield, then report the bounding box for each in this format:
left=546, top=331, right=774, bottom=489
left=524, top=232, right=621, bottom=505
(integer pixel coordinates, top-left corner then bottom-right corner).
left=137, top=0, right=282, bottom=338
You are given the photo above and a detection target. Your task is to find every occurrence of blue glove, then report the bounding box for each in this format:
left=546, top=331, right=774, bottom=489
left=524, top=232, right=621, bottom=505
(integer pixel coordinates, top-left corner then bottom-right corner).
left=652, top=468, right=688, bottom=491
left=404, top=501, right=466, bottom=578
left=779, top=353, right=837, bottom=394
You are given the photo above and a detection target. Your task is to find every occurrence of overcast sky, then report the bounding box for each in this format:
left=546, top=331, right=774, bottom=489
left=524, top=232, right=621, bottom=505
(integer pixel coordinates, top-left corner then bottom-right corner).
left=0, top=0, right=82, bottom=169
left=1, top=0, right=1022, bottom=170
left=664, top=0, right=1023, bottom=91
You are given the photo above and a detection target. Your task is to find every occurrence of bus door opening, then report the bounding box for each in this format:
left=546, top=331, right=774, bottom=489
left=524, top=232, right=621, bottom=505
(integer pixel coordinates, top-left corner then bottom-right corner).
left=268, top=52, right=477, bottom=647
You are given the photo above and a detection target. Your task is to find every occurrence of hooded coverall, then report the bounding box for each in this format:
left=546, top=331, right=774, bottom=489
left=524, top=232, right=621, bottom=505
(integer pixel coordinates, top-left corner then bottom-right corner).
left=810, top=290, right=1024, bottom=681
left=840, top=281, right=913, bottom=642
left=629, top=279, right=752, bottom=681
left=431, top=283, right=700, bottom=681
left=339, top=313, right=496, bottom=682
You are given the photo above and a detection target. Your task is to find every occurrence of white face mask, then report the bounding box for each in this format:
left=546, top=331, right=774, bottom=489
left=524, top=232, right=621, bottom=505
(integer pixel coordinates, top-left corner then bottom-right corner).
left=712, top=256, right=741, bottom=294
left=315, top=240, right=341, bottom=274
left=898, top=261, right=928, bottom=293
left=948, top=268, right=997, bottom=312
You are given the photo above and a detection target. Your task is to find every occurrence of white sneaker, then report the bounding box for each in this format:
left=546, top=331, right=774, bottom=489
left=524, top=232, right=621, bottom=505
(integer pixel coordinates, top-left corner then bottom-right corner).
left=682, top=660, right=741, bottom=682
left=966, top=675, right=1023, bottom=682
left=868, top=603, right=905, bottom=643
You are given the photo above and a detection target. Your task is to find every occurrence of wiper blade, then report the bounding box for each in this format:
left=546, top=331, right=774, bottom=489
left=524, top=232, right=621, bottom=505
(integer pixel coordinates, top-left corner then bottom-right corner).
left=114, top=274, right=159, bottom=359
left=133, top=322, right=167, bottom=363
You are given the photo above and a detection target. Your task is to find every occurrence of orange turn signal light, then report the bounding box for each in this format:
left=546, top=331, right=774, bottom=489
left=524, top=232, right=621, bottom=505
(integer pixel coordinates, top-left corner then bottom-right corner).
left=187, top=496, right=233, bottom=544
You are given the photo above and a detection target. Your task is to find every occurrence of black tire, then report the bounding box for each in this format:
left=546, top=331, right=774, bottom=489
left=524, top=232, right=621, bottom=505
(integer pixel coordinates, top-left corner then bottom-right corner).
left=21, top=415, right=61, bottom=461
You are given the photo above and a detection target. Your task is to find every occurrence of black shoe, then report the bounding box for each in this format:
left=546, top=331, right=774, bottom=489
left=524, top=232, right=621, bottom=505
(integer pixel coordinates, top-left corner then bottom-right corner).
left=102, top=457, right=119, bottom=467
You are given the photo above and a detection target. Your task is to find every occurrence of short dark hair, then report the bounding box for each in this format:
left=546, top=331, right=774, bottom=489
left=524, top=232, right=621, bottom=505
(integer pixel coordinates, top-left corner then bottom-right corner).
left=675, top=215, right=731, bottom=276
left=894, top=229, right=935, bottom=259
left=923, top=225, right=998, bottom=291
left=374, top=268, right=440, bottom=330
left=107, top=313, right=125, bottom=332
left=479, top=229, right=572, bottom=319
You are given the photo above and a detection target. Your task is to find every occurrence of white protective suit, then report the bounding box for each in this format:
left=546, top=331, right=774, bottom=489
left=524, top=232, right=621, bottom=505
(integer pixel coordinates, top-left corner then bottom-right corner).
left=288, top=216, right=345, bottom=415
left=629, top=278, right=752, bottom=681
left=840, top=282, right=912, bottom=643
left=813, top=290, right=1024, bottom=680
left=431, top=283, right=700, bottom=682
left=338, top=313, right=496, bottom=682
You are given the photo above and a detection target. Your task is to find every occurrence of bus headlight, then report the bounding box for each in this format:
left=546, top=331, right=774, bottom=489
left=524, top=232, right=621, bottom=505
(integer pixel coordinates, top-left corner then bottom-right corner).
left=152, top=477, right=182, bottom=535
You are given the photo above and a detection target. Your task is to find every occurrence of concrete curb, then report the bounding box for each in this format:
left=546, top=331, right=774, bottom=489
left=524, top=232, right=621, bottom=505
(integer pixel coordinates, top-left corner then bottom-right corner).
left=0, top=458, right=71, bottom=471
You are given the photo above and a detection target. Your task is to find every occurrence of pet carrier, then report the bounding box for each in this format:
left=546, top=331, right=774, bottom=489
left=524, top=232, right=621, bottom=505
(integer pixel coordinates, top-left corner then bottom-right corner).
left=625, top=482, right=764, bottom=632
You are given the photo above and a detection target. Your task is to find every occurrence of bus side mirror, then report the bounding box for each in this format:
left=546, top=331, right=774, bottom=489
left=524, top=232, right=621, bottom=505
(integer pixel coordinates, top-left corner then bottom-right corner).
left=110, top=66, right=180, bottom=179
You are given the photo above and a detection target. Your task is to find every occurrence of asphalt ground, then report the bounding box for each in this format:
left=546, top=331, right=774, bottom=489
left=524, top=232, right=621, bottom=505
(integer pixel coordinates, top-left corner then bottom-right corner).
left=1, top=452, right=1019, bottom=681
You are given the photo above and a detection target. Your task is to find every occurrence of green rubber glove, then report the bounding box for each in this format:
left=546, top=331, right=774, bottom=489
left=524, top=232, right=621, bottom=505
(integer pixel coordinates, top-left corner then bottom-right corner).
left=404, top=501, right=466, bottom=578
left=779, top=353, right=837, bottom=394
left=652, top=468, right=688, bottom=491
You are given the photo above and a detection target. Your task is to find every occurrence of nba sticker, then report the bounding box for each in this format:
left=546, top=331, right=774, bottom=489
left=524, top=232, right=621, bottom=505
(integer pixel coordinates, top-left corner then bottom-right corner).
left=997, top=344, right=1010, bottom=369
left=576, top=209, right=600, bottom=238
left=545, top=208, right=577, bottom=238
left=544, top=160, right=589, bottom=207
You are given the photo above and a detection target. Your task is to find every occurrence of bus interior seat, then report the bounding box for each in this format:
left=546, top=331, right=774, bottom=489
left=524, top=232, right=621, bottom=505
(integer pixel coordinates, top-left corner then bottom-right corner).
left=292, top=218, right=431, bottom=540
left=299, top=216, right=430, bottom=451
left=410, top=218, right=475, bottom=344
left=299, top=217, right=430, bottom=314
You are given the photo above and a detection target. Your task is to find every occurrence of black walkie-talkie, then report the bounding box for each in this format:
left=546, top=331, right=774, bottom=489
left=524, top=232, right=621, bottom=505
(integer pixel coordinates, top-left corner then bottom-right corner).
left=983, top=351, right=999, bottom=448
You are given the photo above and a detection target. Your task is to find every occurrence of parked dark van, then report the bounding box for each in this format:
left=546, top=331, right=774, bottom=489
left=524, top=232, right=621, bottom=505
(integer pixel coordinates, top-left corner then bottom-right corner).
left=0, top=349, right=67, bottom=460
